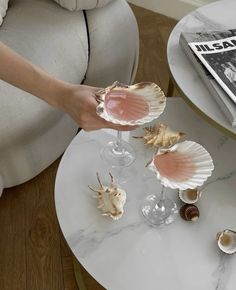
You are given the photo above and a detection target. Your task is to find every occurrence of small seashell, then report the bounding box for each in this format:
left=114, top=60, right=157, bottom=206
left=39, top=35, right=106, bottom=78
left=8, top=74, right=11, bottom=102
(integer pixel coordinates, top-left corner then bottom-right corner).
left=95, top=81, right=166, bottom=125
left=88, top=172, right=126, bottom=220
left=217, top=229, right=236, bottom=254
left=147, top=140, right=214, bottom=190
left=134, top=123, right=185, bottom=148
left=178, top=188, right=202, bottom=204
left=179, top=204, right=200, bottom=221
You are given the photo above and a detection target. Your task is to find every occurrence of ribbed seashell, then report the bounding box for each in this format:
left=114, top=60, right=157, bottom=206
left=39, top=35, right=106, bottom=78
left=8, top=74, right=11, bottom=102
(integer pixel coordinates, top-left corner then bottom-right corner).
left=217, top=229, right=236, bottom=254
left=95, top=81, right=166, bottom=125
left=88, top=173, right=126, bottom=220
left=178, top=188, right=202, bottom=204
left=134, top=123, right=185, bottom=148
left=147, top=140, right=214, bottom=190
left=179, top=204, right=200, bottom=221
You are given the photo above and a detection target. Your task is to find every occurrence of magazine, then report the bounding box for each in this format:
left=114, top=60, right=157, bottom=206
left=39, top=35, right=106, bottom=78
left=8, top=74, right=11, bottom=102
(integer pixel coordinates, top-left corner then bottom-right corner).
left=180, top=29, right=236, bottom=127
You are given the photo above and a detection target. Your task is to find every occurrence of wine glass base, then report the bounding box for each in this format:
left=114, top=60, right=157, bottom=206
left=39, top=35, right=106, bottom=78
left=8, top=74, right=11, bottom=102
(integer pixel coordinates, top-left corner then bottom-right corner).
left=101, top=140, right=136, bottom=167
left=141, top=194, right=178, bottom=226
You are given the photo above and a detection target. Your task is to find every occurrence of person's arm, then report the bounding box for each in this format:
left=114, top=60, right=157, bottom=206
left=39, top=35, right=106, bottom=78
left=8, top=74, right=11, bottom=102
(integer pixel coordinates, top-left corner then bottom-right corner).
left=0, top=42, right=133, bottom=131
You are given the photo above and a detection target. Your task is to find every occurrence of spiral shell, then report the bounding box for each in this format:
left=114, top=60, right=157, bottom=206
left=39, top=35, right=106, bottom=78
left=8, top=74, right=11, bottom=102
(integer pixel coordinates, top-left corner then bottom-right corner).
left=96, top=81, right=166, bottom=125
left=217, top=229, right=236, bottom=254
left=179, top=204, right=200, bottom=221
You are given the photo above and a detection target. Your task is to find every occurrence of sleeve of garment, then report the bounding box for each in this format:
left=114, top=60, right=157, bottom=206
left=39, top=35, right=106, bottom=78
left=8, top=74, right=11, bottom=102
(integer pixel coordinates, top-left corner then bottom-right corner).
left=53, top=0, right=114, bottom=11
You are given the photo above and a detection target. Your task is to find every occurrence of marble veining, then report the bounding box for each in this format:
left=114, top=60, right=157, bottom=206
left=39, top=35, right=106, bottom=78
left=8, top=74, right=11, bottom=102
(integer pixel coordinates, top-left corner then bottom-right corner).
left=68, top=221, right=145, bottom=258
left=55, top=98, right=236, bottom=290
left=202, top=169, right=236, bottom=191
left=213, top=255, right=234, bottom=290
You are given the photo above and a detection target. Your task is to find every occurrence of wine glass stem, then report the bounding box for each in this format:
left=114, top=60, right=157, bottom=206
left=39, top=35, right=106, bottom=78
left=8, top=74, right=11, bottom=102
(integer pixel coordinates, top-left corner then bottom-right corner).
left=115, top=131, right=123, bottom=153
left=156, top=185, right=167, bottom=211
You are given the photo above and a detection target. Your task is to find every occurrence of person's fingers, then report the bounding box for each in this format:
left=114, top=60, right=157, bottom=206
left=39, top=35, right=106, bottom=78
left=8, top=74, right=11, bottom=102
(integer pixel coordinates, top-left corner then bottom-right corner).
left=84, top=124, right=137, bottom=132
left=103, top=120, right=138, bottom=131
left=78, top=87, right=139, bottom=131
left=84, top=85, right=104, bottom=94
left=94, top=87, right=104, bottom=92
left=93, top=108, right=138, bottom=131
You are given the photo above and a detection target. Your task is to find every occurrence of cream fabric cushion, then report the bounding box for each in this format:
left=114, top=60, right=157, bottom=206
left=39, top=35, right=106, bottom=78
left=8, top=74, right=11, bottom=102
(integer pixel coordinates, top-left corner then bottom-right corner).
left=0, top=0, right=139, bottom=196
left=53, top=0, right=113, bottom=11
left=84, top=0, right=139, bottom=87
left=0, top=0, right=8, bottom=26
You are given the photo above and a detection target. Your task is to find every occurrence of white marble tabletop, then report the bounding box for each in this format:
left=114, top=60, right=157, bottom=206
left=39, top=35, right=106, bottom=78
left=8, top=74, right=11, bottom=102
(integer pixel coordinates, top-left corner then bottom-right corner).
left=55, top=98, right=236, bottom=290
left=167, top=0, right=236, bottom=138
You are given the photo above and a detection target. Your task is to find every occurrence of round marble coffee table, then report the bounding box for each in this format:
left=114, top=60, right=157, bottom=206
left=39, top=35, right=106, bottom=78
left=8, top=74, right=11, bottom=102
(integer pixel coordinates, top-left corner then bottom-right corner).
left=55, top=98, right=236, bottom=290
left=167, top=0, right=236, bottom=139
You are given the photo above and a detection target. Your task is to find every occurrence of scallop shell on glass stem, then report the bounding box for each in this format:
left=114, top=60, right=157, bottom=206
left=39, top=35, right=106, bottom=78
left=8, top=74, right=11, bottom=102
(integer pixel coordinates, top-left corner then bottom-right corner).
left=88, top=172, right=126, bottom=220
left=95, top=81, right=166, bottom=125
left=217, top=229, right=236, bottom=254
left=147, top=140, right=214, bottom=190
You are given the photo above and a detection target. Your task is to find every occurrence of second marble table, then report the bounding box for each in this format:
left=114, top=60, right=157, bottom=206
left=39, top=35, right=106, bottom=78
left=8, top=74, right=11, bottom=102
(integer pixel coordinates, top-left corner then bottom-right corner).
left=167, top=0, right=236, bottom=139
left=55, top=98, right=236, bottom=290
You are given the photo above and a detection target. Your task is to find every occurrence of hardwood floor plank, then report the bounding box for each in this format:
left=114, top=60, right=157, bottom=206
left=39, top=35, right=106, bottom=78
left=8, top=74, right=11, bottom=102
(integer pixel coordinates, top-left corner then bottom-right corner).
left=0, top=187, right=27, bottom=290
left=25, top=161, right=64, bottom=290
left=62, top=257, right=79, bottom=290
left=60, top=228, right=72, bottom=258
left=130, top=4, right=177, bottom=94
left=80, top=265, right=105, bottom=290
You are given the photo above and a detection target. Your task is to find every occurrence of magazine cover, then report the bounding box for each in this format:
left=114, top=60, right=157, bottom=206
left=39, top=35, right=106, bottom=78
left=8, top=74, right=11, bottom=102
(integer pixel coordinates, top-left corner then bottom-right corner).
left=180, top=31, right=236, bottom=126
left=187, top=29, right=236, bottom=104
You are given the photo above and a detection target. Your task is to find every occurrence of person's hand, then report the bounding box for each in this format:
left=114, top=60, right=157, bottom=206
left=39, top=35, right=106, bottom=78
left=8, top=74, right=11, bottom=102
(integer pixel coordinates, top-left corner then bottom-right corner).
left=57, top=84, right=137, bottom=132
left=0, top=42, right=137, bottom=131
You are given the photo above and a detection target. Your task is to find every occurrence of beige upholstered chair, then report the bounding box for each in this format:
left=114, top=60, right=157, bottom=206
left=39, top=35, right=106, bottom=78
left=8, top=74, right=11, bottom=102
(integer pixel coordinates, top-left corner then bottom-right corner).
left=0, top=0, right=139, bottom=195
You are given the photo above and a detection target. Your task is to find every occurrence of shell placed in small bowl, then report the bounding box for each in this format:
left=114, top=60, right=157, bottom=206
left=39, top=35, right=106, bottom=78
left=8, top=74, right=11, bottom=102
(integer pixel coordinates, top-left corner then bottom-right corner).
left=178, top=188, right=202, bottom=204
left=96, top=81, right=166, bottom=125
left=217, top=229, right=236, bottom=254
left=147, top=140, right=214, bottom=190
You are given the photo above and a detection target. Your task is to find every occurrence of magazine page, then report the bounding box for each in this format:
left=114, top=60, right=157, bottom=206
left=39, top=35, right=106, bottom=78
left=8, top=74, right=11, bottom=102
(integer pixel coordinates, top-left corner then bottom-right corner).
left=188, top=33, right=236, bottom=104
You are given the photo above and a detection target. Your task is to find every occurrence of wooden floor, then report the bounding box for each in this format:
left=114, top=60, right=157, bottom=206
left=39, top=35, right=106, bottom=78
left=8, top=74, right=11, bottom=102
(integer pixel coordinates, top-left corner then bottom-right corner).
left=0, top=5, right=177, bottom=290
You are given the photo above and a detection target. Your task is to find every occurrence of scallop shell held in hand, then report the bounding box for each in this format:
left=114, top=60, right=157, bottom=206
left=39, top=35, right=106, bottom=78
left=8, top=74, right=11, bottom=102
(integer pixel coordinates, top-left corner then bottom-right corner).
left=96, top=81, right=166, bottom=125
left=217, top=229, right=236, bottom=254
left=88, top=173, right=126, bottom=220
left=147, top=140, right=214, bottom=190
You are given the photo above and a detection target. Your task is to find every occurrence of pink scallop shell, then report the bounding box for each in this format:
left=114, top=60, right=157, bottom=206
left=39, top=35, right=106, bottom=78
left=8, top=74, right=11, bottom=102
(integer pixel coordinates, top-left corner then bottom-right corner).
left=96, top=82, right=166, bottom=125
left=147, top=140, right=214, bottom=190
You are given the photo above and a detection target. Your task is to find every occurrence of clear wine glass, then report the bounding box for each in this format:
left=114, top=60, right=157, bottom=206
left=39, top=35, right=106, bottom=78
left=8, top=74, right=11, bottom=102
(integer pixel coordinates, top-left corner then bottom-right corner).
left=96, top=81, right=166, bottom=168
left=141, top=184, right=178, bottom=226
left=141, top=140, right=214, bottom=226
left=101, top=130, right=136, bottom=167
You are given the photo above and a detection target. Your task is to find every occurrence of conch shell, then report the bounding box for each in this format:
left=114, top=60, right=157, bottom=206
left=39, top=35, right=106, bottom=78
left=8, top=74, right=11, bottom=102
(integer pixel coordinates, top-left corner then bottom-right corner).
left=134, top=123, right=185, bottom=148
left=88, top=173, right=126, bottom=220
